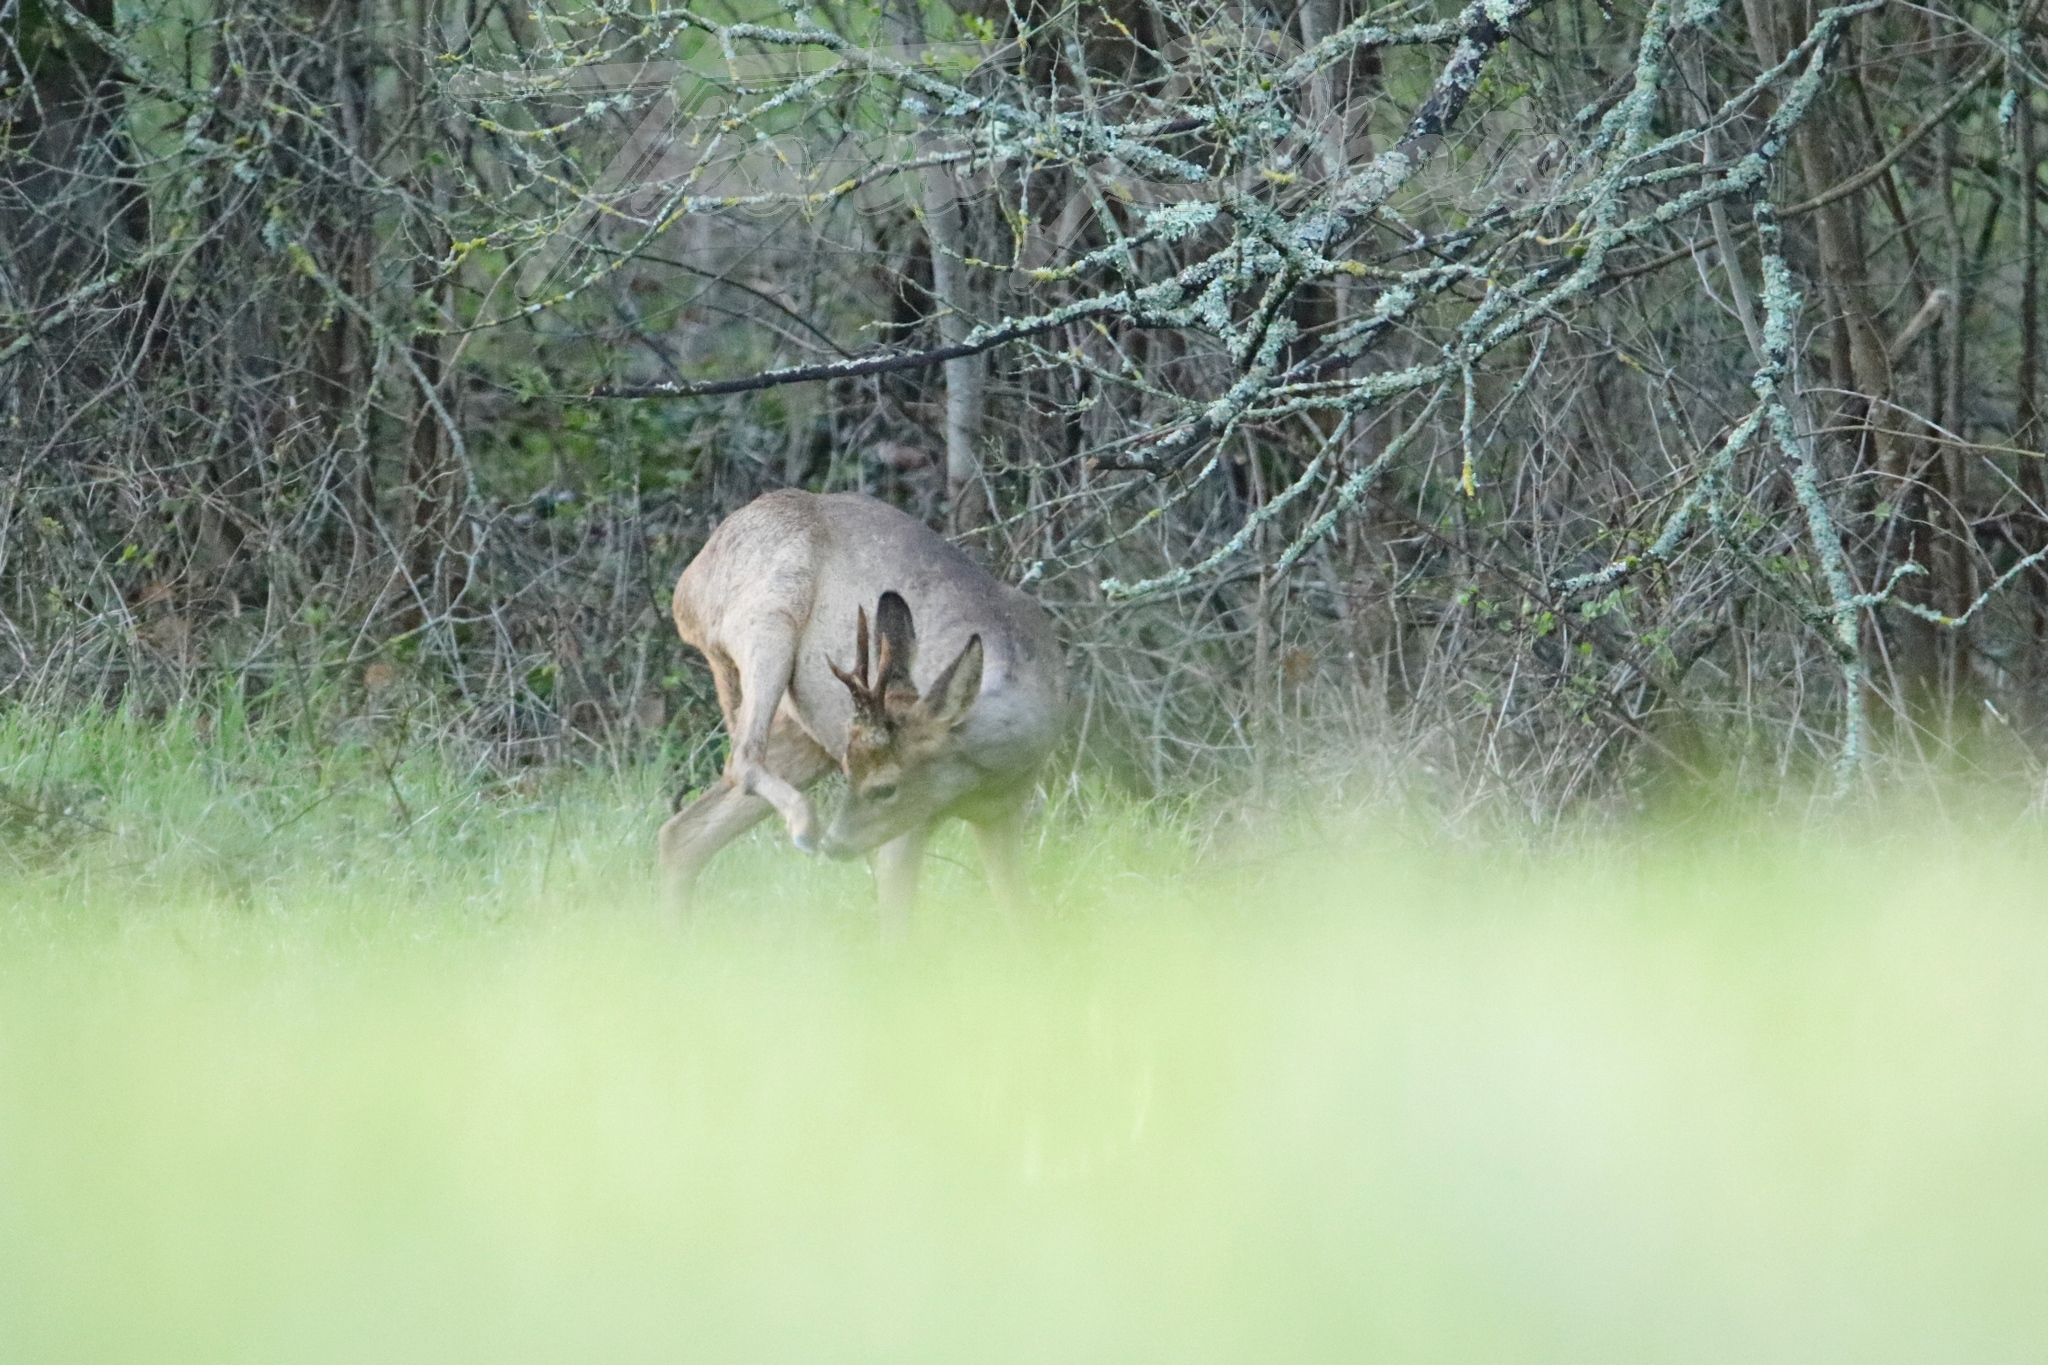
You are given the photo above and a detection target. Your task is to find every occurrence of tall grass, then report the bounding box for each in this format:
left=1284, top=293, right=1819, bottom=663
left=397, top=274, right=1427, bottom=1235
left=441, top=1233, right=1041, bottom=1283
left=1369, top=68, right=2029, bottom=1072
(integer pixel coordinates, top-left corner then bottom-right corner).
left=1, top=708, right=2045, bottom=1362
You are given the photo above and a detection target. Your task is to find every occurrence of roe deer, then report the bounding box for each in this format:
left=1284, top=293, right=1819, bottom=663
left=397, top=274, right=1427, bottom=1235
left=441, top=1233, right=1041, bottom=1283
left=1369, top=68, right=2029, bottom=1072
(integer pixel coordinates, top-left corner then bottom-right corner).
left=659, top=489, right=1064, bottom=929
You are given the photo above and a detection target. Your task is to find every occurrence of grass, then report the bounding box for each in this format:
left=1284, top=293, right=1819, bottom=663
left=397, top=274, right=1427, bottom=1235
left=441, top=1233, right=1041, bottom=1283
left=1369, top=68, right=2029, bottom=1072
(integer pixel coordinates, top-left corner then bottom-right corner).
left=1, top=707, right=2046, bottom=1362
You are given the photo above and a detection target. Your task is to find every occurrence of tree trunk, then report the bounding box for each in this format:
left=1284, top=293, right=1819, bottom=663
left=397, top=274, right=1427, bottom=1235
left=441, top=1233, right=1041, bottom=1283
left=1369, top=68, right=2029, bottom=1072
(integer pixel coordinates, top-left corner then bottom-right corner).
left=399, top=0, right=470, bottom=620
left=1924, top=32, right=1973, bottom=714
left=2015, top=74, right=2047, bottom=712
left=890, top=0, right=988, bottom=535
left=1744, top=0, right=1931, bottom=698
left=924, top=171, right=989, bottom=534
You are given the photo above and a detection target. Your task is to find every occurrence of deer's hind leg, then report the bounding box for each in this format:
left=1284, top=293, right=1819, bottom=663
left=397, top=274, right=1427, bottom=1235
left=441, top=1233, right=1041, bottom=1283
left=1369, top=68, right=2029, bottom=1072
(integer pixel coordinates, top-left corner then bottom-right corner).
left=659, top=712, right=832, bottom=909
left=721, top=634, right=832, bottom=853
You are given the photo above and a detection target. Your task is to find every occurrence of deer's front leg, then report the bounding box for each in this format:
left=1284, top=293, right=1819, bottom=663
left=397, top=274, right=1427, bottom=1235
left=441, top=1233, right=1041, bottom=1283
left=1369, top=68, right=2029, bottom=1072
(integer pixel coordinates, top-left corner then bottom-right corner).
left=970, top=807, right=1029, bottom=925
left=872, top=827, right=927, bottom=941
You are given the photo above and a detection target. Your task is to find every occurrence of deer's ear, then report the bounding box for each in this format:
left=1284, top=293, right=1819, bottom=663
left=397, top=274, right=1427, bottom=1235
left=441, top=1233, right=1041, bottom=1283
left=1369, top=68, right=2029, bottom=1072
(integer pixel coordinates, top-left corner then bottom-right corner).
left=924, top=634, right=983, bottom=728
left=874, top=591, right=919, bottom=701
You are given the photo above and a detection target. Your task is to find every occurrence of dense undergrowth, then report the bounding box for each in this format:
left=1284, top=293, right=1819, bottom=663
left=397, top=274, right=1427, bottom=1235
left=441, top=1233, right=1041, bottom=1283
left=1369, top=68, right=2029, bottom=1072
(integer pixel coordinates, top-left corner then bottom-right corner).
left=1, top=708, right=2046, bottom=1362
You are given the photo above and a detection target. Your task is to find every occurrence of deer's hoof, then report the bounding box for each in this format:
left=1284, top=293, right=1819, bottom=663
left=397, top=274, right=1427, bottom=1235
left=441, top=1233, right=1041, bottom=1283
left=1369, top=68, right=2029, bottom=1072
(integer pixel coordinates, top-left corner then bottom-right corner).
left=792, top=830, right=820, bottom=856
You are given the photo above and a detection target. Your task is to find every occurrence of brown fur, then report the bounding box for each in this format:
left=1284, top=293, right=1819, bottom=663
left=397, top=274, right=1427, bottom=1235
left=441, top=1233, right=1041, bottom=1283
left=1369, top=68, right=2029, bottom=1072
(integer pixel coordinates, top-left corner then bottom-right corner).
left=658, top=490, right=1064, bottom=932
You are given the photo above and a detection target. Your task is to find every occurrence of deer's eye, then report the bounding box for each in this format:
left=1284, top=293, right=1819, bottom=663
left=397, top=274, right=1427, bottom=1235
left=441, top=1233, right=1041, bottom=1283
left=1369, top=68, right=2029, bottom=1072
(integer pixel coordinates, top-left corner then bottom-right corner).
left=868, top=783, right=899, bottom=802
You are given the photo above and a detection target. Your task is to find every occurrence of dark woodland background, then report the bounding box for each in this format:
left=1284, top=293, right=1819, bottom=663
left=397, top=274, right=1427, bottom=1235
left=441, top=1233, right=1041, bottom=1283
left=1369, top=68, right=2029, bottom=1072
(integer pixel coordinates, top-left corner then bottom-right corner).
left=5, top=0, right=2048, bottom=811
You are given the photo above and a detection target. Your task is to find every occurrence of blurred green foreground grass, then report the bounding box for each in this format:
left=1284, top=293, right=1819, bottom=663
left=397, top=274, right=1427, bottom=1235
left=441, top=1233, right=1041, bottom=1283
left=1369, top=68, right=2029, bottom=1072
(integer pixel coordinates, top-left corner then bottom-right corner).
left=0, top=709, right=2046, bottom=1362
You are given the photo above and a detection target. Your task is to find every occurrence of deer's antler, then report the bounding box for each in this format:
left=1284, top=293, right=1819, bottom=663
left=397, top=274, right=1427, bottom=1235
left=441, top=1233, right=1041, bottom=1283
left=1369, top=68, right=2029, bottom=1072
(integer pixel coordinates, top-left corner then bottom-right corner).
left=833, top=593, right=924, bottom=724
left=829, top=605, right=889, bottom=724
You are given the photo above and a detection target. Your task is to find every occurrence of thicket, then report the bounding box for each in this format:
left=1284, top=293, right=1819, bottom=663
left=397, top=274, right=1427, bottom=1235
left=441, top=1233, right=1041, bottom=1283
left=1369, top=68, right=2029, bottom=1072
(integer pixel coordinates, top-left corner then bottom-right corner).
left=6, top=0, right=2048, bottom=813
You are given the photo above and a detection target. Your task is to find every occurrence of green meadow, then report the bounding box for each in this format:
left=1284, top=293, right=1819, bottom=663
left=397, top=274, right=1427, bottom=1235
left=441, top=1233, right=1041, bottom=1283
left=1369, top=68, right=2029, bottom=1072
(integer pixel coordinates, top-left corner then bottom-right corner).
left=1, top=710, right=2045, bottom=1362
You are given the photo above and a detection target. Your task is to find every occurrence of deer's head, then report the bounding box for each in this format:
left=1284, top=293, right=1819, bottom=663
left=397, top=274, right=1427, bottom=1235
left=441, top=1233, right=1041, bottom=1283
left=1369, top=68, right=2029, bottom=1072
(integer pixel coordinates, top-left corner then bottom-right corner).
left=820, top=590, right=984, bottom=858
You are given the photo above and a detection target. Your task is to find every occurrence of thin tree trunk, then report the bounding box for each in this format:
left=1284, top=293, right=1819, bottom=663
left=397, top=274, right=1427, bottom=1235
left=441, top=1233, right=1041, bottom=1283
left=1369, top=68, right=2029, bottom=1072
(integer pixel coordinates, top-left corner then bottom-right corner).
left=1744, top=0, right=1929, bottom=698
left=400, top=0, right=469, bottom=619
left=924, top=171, right=989, bottom=533
left=310, top=0, right=376, bottom=576
left=2015, top=75, right=2047, bottom=709
left=1926, top=33, right=1971, bottom=713
left=890, top=0, right=988, bottom=534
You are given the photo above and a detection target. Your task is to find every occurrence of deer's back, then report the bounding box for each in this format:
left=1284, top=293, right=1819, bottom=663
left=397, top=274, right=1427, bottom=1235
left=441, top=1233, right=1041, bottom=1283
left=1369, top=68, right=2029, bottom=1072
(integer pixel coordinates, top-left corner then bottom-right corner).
left=674, top=490, right=1063, bottom=775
